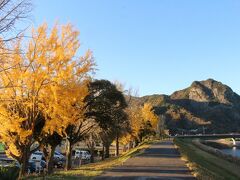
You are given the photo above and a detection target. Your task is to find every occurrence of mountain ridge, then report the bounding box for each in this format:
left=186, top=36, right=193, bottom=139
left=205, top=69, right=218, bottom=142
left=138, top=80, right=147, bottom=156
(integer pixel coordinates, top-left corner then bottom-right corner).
left=138, top=79, right=240, bottom=134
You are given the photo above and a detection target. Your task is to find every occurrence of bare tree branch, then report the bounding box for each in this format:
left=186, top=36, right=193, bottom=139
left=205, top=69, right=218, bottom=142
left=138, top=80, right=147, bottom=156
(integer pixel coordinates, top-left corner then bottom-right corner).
left=0, top=0, right=32, bottom=49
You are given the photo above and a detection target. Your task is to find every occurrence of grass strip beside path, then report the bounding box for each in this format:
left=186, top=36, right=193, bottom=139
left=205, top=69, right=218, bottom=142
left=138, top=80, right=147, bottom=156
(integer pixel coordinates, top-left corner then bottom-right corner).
left=174, top=138, right=240, bottom=180
left=28, top=141, right=152, bottom=180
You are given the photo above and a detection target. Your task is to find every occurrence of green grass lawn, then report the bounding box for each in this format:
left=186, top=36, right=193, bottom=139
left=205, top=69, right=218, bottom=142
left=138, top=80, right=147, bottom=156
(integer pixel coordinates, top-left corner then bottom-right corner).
left=27, top=141, right=152, bottom=180
left=174, top=138, right=240, bottom=180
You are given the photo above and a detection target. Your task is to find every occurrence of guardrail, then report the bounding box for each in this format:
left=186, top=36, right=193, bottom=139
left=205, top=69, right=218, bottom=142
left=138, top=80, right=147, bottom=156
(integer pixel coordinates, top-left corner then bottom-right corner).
left=172, top=134, right=240, bottom=139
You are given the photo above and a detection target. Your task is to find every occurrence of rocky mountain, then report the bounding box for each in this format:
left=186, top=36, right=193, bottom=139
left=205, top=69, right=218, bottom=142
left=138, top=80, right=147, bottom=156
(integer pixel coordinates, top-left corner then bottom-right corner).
left=139, top=79, right=240, bottom=134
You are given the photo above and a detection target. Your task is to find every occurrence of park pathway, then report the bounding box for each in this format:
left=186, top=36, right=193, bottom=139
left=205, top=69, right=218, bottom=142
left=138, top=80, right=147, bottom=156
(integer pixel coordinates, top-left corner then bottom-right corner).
left=95, top=140, right=195, bottom=180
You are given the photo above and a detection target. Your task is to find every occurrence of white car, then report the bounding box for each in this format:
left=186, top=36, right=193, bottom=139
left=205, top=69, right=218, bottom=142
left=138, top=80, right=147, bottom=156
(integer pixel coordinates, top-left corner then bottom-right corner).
left=30, top=150, right=65, bottom=161
left=54, top=151, right=65, bottom=160
left=74, top=150, right=91, bottom=160
left=30, top=150, right=44, bottom=161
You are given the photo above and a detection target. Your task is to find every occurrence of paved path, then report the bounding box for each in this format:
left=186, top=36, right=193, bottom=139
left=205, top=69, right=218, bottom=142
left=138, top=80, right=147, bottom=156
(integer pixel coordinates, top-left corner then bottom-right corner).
left=95, top=140, right=195, bottom=180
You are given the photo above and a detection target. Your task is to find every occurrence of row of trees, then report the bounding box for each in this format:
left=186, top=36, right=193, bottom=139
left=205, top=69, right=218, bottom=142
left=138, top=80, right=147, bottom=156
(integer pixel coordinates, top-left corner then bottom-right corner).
left=0, top=23, right=161, bottom=179
left=0, top=23, right=95, bottom=178
left=0, top=1, right=162, bottom=179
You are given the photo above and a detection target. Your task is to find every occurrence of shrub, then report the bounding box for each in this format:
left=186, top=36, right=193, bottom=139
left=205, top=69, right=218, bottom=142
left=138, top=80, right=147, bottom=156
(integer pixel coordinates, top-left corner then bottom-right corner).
left=0, top=166, right=19, bottom=180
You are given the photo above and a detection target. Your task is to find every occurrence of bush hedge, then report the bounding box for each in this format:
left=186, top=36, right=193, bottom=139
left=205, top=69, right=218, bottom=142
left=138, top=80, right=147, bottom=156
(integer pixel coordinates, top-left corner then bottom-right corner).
left=0, top=166, right=19, bottom=180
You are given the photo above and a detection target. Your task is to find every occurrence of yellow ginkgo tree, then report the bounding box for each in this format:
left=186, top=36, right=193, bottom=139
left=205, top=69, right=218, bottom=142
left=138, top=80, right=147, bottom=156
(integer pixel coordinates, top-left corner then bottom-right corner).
left=141, top=103, right=159, bottom=128
left=124, top=104, right=142, bottom=146
left=124, top=102, right=160, bottom=146
left=0, top=23, right=94, bottom=178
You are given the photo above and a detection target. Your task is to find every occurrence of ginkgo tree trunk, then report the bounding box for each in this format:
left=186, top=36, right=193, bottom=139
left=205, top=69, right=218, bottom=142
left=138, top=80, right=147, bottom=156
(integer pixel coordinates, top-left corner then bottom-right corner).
left=0, top=23, right=94, bottom=178
left=42, top=79, right=94, bottom=173
left=64, top=119, right=97, bottom=170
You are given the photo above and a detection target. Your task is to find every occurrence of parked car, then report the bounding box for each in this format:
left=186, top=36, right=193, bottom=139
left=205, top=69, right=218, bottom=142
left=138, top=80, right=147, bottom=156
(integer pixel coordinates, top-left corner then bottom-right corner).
left=30, top=150, right=65, bottom=169
left=53, top=151, right=65, bottom=168
left=30, top=150, right=45, bottom=161
left=27, top=159, right=46, bottom=174
left=53, top=152, right=65, bottom=168
left=74, top=150, right=91, bottom=160
left=54, top=151, right=65, bottom=160
left=53, top=158, right=65, bottom=168
left=0, top=158, right=19, bottom=168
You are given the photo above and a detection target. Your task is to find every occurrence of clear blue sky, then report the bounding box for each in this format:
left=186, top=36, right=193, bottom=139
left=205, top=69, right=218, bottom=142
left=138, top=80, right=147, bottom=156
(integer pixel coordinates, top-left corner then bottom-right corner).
left=32, top=0, right=240, bottom=96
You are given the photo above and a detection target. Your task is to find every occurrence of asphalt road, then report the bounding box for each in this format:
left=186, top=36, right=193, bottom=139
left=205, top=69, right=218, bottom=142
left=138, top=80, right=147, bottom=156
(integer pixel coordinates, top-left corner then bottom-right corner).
left=95, top=140, right=195, bottom=180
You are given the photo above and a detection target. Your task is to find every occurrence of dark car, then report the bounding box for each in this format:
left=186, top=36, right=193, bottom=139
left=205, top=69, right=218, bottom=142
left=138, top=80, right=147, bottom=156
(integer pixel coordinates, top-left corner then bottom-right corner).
left=53, top=158, right=65, bottom=168
left=53, top=151, right=65, bottom=168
